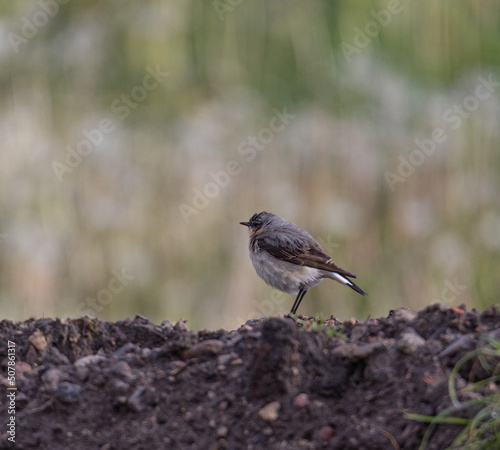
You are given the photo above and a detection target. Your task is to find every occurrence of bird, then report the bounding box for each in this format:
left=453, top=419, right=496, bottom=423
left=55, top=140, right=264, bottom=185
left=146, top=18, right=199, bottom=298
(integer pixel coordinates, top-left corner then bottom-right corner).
left=240, top=211, right=367, bottom=315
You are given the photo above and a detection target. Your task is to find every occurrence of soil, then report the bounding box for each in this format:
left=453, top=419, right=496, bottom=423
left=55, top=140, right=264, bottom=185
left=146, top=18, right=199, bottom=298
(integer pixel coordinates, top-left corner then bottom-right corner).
left=1, top=303, right=500, bottom=449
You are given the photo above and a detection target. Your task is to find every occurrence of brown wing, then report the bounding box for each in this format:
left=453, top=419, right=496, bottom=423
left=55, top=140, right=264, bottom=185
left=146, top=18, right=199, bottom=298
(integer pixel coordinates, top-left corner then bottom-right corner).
left=255, top=232, right=357, bottom=278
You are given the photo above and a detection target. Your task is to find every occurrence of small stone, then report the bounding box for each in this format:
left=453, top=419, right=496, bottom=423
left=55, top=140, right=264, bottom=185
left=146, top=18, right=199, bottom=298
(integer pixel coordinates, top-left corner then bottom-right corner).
left=318, top=425, right=335, bottom=442
left=115, top=396, right=127, bottom=405
left=425, top=303, right=448, bottom=313
left=133, top=314, right=149, bottom=323
left=160, top=320, right=174, bottom=332
left=392, top=308, right=418, bottom=323
left=219, top=400, right=229, bottom=411
left=114, top=343, right=138, bottom=357
left=258, top=401, right=280, bottom=422
left=294, top=393, right=310, bottom=408
left=29, top=330, right=48, bottom=352
left=25, top=345, right=38, bottom=365
left=183, top=340, right=224, bottom=359
left=263, top=427, right=273, bottom=436
left=438, top=334, right=475, bottom=357
left=398, top=330, right=426, bottom=354
left=217, top=352, right=236, bottom=365
left=107, top=378, right=130, bottom=393
left=217, top=426, right=228, bottom=438
left=127, top=386, right=146, bottom=412
left=57, top=382, right=81, bottom=404
left=333, top=340, right=388, bottom=359
left=41, top=368, right=64, bottom=392
left=109, top=361, right=135, bottom=382
left=174, top=320, right=189, bottom=332
left=74, top=354, right=107, bottom=368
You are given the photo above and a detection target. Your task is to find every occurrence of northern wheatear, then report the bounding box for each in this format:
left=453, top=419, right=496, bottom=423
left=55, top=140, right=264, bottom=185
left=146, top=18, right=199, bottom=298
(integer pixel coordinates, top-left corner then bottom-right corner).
left=240, top=211, right=367, bottom=315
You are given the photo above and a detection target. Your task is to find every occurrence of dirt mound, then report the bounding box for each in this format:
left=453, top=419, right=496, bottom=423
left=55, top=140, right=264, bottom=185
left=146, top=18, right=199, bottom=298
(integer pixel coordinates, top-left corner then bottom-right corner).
left=1, top=304, right=500, bottom=449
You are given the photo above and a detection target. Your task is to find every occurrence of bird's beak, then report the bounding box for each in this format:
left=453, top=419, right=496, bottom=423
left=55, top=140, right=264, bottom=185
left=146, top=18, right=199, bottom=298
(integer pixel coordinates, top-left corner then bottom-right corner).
left=240, top=221, right=250, bottom=227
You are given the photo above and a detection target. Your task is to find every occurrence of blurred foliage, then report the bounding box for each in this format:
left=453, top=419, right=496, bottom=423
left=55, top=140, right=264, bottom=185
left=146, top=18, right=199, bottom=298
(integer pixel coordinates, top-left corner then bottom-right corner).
left=0, top=0, right=499, bottom=329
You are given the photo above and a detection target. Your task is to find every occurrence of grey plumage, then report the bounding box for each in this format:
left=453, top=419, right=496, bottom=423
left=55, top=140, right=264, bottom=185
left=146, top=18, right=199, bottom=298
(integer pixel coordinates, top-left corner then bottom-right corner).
left=240, top=211, right=367, bottom=315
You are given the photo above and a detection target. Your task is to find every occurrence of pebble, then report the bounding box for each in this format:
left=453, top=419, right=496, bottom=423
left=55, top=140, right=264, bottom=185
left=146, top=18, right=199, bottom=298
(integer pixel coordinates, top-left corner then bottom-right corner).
left=26, top=345, right=39, bottom=365
left=258, top=401, right=280, bottom=422
left=217, top=426, right=228, bottom=438
left=438, top=334, right=475, bottom=357
left=127, top=386, right=146, bottom=412
left=41, top=368, right=65, bottom=392
left=262, top=427, right=273, bottom=436
left=174, top=320, right=189, bottom=332
left=74, top=354, right=107, bottom=368
left=424, top=303, right=448, bottom=313
left=183, top=340, right=224, bottom=359
left=114, top=343, right=138, bottom=357
left=57, top=382, right=81, bottom=403
left=29, top=330, right=48, bottom=352
left=217, top=352, right=237, bottom=365
left=392, top=308, right=418, bottom=323
left=107, top=378, right=130, bottom=393
left=160, top=320, right=174, bottom=332
left=398, top=329, right=426, bottom=354
left=333, top=340, right=388, bottom=359
left=293, top=393, right=310, bottom=408
left=109, top=361, right=135, bottom=382
left=318, top=425, right=335, bottom=442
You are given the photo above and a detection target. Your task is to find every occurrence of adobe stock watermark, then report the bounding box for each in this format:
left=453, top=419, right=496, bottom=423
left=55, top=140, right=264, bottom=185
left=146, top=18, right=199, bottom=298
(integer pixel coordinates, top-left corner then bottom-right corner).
left=340, top=0, right=408, bottom=63
left=76, top=267, right=135, bottom=316
left=213, top=0, right=245, bottom=21
left=385, top=74, right=500, bottom=191
left=52, top=65, right=169, bottom=182
left=432, top=278, right=467, bottom=305
left=5, top=340, right=17, bottom=444
left=178, top=107, right=296, bottom=224
left=7, top=0, right=69, bottom=54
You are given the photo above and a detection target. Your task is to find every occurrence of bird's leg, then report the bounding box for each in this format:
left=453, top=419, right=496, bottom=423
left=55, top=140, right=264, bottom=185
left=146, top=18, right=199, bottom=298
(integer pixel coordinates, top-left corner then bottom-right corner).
left=290, top=289, right=307, bottom=315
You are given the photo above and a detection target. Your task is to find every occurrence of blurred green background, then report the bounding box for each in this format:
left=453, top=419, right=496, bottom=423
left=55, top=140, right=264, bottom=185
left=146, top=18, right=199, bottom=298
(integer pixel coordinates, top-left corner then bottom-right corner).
left=1, top=0, right=499, bottom=330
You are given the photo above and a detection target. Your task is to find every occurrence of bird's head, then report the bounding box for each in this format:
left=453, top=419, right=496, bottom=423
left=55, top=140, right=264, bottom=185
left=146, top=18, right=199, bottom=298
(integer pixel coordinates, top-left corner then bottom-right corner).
left=240, top=211, right=275, bottom=231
